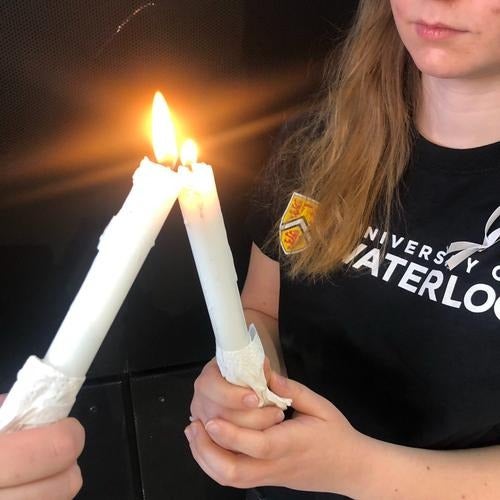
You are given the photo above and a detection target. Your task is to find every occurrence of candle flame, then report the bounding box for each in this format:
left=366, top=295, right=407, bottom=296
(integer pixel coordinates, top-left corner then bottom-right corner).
left=152, top=91, right=178, bottom=165
left=180, top=139, right=198, bottom=166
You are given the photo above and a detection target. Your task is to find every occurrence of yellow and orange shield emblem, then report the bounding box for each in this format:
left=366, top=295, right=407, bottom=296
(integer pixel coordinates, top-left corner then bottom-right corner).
left=279, top=192, right=318, bottom=255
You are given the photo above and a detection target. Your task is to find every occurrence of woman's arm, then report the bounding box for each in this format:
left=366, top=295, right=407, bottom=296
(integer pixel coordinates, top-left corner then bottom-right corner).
left=354, top=435, right=500, bottom=500
left=241, top=243, right=285, bottom=375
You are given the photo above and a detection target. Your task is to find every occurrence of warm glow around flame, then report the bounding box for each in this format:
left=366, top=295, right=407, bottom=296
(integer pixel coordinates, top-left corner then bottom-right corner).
left=152, top=91, right=178, bottom=165
left=180, top=139, right=198, bottom=166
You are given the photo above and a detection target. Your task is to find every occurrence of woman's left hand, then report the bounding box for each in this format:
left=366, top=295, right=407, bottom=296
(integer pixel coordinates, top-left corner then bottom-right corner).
left=184, top=371, right=368, bottom=495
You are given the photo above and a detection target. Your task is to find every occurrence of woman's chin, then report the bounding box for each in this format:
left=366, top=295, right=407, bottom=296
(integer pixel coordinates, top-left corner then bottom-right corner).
left=414, top=59, right=477, bottom=80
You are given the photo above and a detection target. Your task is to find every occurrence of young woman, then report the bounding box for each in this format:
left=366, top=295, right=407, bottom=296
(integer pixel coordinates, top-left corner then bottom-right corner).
left=186, top=0, right=500, bottom=498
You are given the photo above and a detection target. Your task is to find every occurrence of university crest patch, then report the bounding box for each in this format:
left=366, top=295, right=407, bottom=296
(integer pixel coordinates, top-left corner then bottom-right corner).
left=279, top=192, right=319, bottom=255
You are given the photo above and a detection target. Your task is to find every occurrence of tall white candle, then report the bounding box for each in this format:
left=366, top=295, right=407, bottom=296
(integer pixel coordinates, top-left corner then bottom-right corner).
left=0, top=92, right=186, bottom=433
left=44, top=92, right=181, bottom=378
left=44, top=159, right=181, bottom=377
left=178, top=159, right=249, bottom=352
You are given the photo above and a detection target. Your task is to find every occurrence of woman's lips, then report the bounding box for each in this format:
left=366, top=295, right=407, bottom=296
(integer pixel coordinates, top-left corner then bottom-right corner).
left=415, top=22, right=468, bottom=41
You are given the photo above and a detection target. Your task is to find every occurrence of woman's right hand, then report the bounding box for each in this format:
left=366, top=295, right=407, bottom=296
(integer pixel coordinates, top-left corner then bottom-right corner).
left=190, top=358, right=285, bottom=431
left=0, top=416, right=85, bottom=499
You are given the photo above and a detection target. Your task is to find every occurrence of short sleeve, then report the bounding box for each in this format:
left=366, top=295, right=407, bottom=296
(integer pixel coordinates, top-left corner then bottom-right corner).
left=245, top=117, right=309, bottom=261
left=245, top=187, right=280, bottom=260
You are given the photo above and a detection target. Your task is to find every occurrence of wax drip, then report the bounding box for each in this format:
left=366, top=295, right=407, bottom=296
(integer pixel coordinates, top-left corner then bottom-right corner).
left=96, top=2, right=156, bottom=57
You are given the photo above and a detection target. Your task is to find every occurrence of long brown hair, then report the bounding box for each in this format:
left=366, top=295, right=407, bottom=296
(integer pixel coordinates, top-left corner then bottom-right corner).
left=274, top=0, right=421, bottom=279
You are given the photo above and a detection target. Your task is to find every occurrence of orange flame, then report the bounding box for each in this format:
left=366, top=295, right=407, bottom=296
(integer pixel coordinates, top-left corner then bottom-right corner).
left=152, top=91, right=178, bottom=165
left=180, top=138, right=198, bottom=166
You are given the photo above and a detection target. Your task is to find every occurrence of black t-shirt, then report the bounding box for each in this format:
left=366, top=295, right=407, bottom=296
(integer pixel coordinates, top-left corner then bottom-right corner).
left=246, top=134, right=500, bottom=500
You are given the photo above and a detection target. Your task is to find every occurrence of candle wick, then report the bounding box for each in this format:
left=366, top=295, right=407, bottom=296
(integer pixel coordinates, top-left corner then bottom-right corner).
left=156, top=155, right=179, bottom=170
left=172, top=158, right=181, bottom=171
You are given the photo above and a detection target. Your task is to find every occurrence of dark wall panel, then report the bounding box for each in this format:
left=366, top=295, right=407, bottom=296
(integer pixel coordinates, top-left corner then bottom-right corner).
left=70, top=381, right=140, bottom=500
left=131, top=368, right=244, bottom=500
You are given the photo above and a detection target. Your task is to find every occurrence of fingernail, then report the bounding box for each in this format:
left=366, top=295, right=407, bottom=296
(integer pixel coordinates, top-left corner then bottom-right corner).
left=243, top=393, right=259, bottom=408
left=274, top=410, right=285, bottom=423
left=205, top=420, right=219, bottom=434
left=189, top=415, right=195, bottom=422
left=184, top=426, right=192, bottom=442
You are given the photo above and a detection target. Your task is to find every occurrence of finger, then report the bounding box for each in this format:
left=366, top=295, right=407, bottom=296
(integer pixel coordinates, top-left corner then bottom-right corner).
left=221, top=407, right=285, bottom=430
left=185, top=421, right=263, bottom=489
left=205, top=418, right=289, bottom=460
left=0, top=418, right=85, bottom=487
left=0, top=463, right=82, bottom=500
left=0, top=394, right=6, bottom=406
left=195, top=361, right=261, bottom=410
left=269, top=373, right=333, bottom=419
left=192, top=398, right=284, bottom=430
left=185, top=421, right=236, bottom=486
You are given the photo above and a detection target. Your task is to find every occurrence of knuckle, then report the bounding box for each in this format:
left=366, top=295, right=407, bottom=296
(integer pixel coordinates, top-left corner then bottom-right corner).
left=194, top=370, right=216, bottom=396
left=189, top=399, right=198, bottom=417
left=193, top=375, right=204, bottom=394
left=200, top=359, right=217, bottom=379
left=218, top=462, right=240, bottom=488
left=190, top=401, right=208, bottom=425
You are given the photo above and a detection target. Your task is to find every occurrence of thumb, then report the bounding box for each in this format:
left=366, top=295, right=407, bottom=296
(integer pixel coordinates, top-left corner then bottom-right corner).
left=269, top=372, right=334, bottom=419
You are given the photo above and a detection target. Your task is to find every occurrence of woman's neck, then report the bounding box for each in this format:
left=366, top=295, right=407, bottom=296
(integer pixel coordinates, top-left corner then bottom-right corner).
left=416, top=73, right=500, bottom=149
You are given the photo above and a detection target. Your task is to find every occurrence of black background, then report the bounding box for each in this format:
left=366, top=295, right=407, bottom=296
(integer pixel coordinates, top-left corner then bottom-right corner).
left=0, top=2, right=355, bottom=498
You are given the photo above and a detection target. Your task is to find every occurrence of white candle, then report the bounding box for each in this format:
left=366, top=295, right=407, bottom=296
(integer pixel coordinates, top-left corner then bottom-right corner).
left=44, top=92, right=181, bottom=377
left=177, top=145, right=292, bottom=410
left=178, top=147, right=249, bottom=352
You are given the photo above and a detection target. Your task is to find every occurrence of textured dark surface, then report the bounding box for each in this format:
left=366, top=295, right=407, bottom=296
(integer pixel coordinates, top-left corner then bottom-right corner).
left=0, top=1, right=355, bottom=498
left=131, top=367, right=245, bottom=500
left=70, top=381, right=141, bottom=500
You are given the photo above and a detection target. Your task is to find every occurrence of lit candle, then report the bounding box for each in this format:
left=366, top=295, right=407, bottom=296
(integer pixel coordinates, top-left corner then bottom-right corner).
left=178, top=140, right=249, bottom=352
left=44, top=91, right=181, bottom=377
left=177, top=140, right=291, bottom=409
